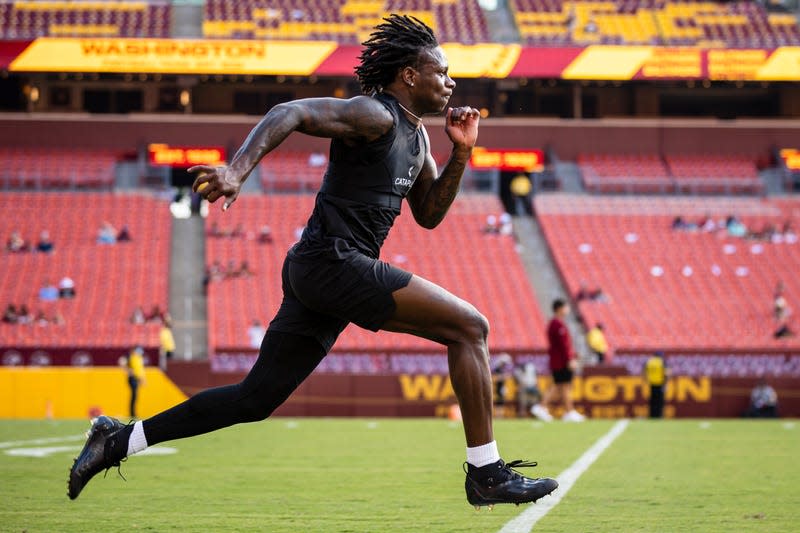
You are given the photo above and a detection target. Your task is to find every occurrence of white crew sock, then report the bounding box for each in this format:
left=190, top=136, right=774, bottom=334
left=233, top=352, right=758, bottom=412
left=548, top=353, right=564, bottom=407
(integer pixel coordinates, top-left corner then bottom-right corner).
left=466, top=440, right=500, bottom=468
left=127, top=420, right=148, bottom=456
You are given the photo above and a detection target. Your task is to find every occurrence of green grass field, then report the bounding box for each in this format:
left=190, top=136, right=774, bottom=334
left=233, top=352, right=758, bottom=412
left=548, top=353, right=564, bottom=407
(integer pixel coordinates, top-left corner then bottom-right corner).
left=1, top=418, right=797, bottom=532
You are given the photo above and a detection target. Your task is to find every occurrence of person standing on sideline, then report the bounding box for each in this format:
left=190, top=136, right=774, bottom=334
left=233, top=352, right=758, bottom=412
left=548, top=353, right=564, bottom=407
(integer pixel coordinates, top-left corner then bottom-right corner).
left=586, top=322, right=610, bottom=364
left=536, top=299, right=585, bottom=422
left=68, top=15, right=557, bottom=508
left=159, top=316, right=176, bottom=368
left=124, top=347, right=146, bottom=419
left=643, top=351, right=669, bottom=418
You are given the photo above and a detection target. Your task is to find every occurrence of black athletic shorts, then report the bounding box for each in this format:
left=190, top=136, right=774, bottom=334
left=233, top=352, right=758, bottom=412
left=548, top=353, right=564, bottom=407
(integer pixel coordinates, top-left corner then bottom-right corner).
left=552, top=368, right=574, bottom=384
left=268, top=253, right=413, bottom=352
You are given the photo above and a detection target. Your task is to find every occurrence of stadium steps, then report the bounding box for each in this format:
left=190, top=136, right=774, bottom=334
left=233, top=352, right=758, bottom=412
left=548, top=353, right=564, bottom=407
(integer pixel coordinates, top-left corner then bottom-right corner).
left=168, top=213, right=208, bottom=360
left=553, top=160, right=586, bottom=193
left=483, top=2, right=521, bottom=43
left=512, top=214, right=590, bottom=361
left=171, top=0, right=204, bottom=38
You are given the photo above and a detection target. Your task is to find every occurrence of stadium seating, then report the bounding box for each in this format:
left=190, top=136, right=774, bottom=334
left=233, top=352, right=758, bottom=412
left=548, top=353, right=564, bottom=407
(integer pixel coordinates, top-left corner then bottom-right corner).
left=203, top=0, right=490, bottom=43
left=259, top=151, right=327, bottom=193
left=578, top=153, right=673, bottom=193
left=0, top=147, right=117, bottom=190
left=509, top=0, right=800, bottom=47
left=205, top=194, right=548, bottom=353
left=665, top=154, right=763, bottom=195
left=577, top=152, right=764, bottom=195
left=536, top=194, right=800, bottom=352
left=0, top=193, right=170, bottom=349
left=0, top=0, right=171, bottom=39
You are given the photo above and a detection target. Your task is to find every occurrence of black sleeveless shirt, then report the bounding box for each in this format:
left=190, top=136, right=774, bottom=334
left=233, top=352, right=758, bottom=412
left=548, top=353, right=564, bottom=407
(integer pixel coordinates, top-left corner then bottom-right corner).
left=288, top=93, right=427, bottom=261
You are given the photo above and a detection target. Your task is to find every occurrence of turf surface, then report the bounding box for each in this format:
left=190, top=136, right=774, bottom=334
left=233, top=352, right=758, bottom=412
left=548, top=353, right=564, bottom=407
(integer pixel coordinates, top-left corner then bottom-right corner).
left=1, top=418, right=796, bottom=532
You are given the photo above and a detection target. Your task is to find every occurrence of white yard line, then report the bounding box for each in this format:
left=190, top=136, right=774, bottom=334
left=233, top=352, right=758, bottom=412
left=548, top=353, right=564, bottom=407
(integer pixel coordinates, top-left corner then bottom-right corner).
left=0, top=434, right=86, bottom=449
left=498, top=419, right=630, bottom=533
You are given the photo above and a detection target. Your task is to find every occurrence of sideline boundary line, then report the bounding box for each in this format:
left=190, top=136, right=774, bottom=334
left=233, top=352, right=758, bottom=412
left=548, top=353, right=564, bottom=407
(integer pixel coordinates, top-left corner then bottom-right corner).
left=498, top=419, right=630, bottom=533
left=0, top=435, right=86, bottom=449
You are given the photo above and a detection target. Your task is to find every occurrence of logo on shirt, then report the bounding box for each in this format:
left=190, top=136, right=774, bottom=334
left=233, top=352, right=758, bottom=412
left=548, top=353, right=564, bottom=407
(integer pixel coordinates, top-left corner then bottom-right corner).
left=394, top=166, right=416, bottom=188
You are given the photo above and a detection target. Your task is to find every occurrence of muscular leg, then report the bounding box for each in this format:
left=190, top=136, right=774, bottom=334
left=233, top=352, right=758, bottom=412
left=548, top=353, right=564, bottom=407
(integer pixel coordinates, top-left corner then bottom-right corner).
left=382, top=275, right=493, bottom=447
left=141, top=331, right=327, bottom=446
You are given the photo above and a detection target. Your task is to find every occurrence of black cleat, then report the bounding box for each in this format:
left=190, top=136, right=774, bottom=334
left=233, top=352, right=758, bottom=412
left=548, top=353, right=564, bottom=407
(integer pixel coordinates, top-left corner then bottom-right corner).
left=67, top=416, right=127, bottom=500
left=465, top=459, right=558, bottom=508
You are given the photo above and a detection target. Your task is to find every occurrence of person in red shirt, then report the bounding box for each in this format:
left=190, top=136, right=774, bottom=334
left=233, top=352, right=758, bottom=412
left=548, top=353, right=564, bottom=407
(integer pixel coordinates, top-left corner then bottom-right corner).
left=533, top=299, right=585, bottom=422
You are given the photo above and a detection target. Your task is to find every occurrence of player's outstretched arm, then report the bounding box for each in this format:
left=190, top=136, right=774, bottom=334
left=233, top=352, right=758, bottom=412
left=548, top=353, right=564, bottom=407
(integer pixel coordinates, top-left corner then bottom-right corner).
left=407, top=106, right=479, bottom=229
left=189, top=96, right=393, bottom=210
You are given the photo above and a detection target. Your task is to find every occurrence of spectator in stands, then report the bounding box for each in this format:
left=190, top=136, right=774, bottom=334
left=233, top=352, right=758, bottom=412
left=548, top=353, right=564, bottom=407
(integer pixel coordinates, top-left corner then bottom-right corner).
left=258, top=225, right=273, bottom=244
left=237, top=260, right=255, bottom=278
left=159, top=316, right=176, bottom=366
left=206, top=260, right=226, bottom=283
left=583, top=17, right=598, bottom=34
left=774, top=321, right=794, bottom=339
left=130, top=306, right=146, bottom=325
left=6, top=231, right=29, bottom=253
left=145, top=304, right=164, bottom=323
left=671, top=216, right=697, bottom=231
left=231, top=223, right=245, bottom=238
left=750, top=222, right=777, bottom=241
left=34, top=310, right=50, bottom=327
left=247, top=319, right=266, bottom=349
left=224, top=259, right=240, bottom=279
left=483, top=215, right=499, bottom=234
left=744, top=379, right=778, bottom=418
left=97, top=222, right=117, bottom=244
left=39, top=281, right=59, bottom=302
left=514, top=361, right=550, bottom=420
left=781, top=220, right=798, bottom=244
left=58, top=277, right=76, bottom=299
left=540, top=299, right=584, bottom=422
left=774, top=281, right=789, bottom=321
left=499, top=213, right=513, bottom=236
left=575, top=282, right=608, bottom=303
left=2, top=304, right=18, bottom=324
left=117, top=225, right=132, bottom=242
left=725, top=215, right=747, bottom=238
left=698, top=214, right=718, bottom=233
left=643, top=351, right=670, bottom=418
left=16, top=304, right=32, bottom=324
left=208, top=221, right=224, bottom=238
left=586, top=323, right=610, bottom=363
left=36, top=230, right=54, bottom=253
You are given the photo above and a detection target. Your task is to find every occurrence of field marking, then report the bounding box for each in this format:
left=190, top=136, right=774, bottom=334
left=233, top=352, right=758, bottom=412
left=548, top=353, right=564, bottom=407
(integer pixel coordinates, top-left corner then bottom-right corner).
left=0, top=434, right=86, bottom=449
left=498, top=419, right=630, bottom=533
left=5, top=445, right=81, bottom=458
left=4, top=445, right=177, bottom=458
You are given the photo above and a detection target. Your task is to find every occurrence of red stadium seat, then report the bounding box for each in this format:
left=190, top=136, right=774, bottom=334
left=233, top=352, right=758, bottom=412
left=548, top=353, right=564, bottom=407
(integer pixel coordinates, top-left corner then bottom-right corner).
left=0, top=193, right=170, bottom=349
left=536, top=194, right=800, bottom=352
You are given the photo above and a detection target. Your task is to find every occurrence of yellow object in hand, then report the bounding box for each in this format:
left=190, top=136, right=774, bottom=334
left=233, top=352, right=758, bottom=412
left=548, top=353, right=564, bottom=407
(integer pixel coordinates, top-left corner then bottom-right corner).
left=197, top=182, right=209, bottom=192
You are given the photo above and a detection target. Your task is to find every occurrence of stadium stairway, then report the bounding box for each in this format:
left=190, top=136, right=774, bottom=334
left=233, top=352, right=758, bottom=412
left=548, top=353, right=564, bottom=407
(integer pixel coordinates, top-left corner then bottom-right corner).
left=483, top=2, right=522, bottom=43
left=513, top=215, right=590, bottom=361
left=168, top=213, right=208, bottom=360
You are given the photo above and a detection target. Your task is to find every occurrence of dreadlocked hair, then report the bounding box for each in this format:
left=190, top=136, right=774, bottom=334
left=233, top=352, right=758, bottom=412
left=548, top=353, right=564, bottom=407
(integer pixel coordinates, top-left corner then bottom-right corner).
left=355, top=14, right=438, bottom=95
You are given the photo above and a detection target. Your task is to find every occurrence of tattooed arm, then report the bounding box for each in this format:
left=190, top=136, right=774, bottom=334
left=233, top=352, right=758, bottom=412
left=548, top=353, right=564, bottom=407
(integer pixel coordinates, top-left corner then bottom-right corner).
left=406, top=106, right=480, bottom=229
left=189, top=96, right=393, bottom=210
